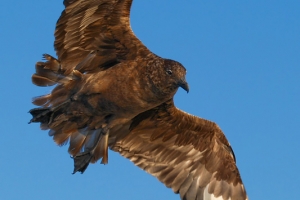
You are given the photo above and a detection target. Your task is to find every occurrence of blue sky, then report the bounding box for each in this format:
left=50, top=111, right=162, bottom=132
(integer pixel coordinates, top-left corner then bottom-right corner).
left=1, top=1, right=299, bottom=199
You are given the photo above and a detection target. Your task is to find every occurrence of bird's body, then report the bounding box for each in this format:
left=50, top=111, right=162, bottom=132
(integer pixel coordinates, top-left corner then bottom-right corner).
left=72, top=58, right=165, bottom=118
left=31, top=52, right=187, bottom=169
left=74, top=57, right=182, bottom=117
left=30, top=1, right=248, bottom=199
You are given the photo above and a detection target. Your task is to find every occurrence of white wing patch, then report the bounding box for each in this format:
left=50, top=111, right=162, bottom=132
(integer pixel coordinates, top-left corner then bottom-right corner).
left=204, top=184, right=227, bottom=200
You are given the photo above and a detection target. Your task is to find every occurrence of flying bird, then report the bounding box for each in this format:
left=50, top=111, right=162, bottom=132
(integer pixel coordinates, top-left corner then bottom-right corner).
left=29, top=0, right=248, bottom=200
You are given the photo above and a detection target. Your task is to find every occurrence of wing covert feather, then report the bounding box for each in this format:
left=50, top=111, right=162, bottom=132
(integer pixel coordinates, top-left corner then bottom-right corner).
left=55, top=0, right=151, bottom=74
left=111, top=99, right=248, bottom=200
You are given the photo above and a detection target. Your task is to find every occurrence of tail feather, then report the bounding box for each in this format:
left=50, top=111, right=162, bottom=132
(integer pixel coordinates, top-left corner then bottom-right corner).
left=49, top=85, right=70, bottom=107
left=32, top=54, right=74, bottom=87
left=68, top=130, right=87, bottom=156
left=98, top=134, right=109, bottom=164
left=32, top=74, right=57, bottom=86
left=52, top=129, right=71, bottom=146
left=30, top=54, right=109, bottom=172
left=32, top=94, right=51, bottom=106
left=42, top=54, right=60, bottom=71
left=31, top=54, right=73, bottom=110
left=30, top=105, right=108, bottom=164
left=51, top=122, right=78, bottom=146
left=32, top=54, right=62, bottom=87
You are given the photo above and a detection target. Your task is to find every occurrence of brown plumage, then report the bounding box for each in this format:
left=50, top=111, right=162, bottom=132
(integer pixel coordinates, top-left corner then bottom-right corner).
left=29, top=1, right=248, bottom=200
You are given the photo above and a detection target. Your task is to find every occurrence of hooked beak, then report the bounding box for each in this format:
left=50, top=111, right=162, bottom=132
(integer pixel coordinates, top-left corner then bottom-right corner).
left=178, top=78, right=189, bottom=93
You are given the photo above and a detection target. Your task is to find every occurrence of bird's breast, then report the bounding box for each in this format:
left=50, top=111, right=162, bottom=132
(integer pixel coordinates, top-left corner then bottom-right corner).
left=75, top=61, right=167, bottom=118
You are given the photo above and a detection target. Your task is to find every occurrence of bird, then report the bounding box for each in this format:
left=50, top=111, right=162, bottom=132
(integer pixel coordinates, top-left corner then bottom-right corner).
left=29, top=1, right=248, bottom=200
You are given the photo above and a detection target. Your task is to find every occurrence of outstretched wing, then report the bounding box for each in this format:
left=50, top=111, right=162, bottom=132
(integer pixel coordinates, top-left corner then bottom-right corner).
left=31, top=0, right=152, bottom=107
left=111, top=99, right=248, bottom=200
left=55, top=0, right=151, bottom=74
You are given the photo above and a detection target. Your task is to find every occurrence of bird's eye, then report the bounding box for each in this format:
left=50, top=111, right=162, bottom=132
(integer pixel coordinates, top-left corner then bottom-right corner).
left=166, top=69, right=172, bottom=75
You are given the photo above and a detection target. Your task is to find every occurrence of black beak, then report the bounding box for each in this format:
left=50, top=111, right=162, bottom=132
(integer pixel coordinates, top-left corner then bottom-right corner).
left=178, top=78, right=189, bottom=93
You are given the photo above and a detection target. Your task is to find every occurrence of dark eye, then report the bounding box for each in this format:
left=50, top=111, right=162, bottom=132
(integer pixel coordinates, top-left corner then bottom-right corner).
left=166, top=69, right=172, bottom=75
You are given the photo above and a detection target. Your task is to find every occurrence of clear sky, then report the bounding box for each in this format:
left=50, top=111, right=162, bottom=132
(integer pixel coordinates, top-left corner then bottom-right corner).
left=1, top=1, right=299, bottom=199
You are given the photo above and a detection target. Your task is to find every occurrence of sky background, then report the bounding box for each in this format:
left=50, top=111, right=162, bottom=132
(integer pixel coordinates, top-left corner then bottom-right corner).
left=0, top=0, right=299, bottom=199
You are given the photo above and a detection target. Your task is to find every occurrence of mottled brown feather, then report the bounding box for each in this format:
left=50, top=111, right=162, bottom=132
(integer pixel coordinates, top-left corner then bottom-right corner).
left=110, top=99, right=247, bottom=200
left=30, top=1, right=247, bottom=200
left=54, top=0, right=150, bottom=75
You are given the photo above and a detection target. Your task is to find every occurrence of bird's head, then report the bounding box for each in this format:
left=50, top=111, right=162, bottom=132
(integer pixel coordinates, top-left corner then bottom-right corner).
left=147, top=59, right=189, bottom=97
left=162, top=59, right=189, bottom=93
